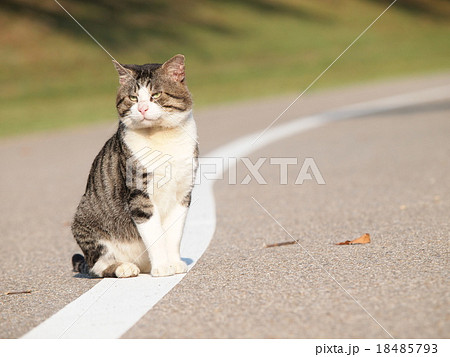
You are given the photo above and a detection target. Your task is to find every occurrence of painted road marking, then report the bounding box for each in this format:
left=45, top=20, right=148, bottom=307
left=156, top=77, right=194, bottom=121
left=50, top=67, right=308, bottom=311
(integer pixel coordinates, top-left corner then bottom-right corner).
left=22, top=84, right=450, bottom=338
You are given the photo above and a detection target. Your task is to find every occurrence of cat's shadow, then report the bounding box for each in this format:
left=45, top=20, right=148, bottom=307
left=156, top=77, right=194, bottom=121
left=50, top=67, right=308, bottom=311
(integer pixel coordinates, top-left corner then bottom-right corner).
left=73, top=257, right=194, bottom=279
left=181, top=257, right=193, bottom=266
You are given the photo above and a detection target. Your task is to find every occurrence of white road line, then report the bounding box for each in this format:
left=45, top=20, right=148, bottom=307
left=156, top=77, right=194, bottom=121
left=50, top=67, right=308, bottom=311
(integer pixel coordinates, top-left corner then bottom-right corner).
left=22, top=84, right=450, bottom=339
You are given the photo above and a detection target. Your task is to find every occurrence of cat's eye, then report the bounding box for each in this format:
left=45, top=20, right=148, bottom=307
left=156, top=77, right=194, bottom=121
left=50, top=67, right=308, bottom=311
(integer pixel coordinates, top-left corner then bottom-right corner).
left=152, top=92, right=162, bottom=99
left=129, top=95, right=138, bottom=102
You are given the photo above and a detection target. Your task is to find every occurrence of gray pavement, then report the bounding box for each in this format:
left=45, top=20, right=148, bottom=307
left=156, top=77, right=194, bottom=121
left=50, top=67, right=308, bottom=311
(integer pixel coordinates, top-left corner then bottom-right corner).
left=1, top=74, right=449, bottom=338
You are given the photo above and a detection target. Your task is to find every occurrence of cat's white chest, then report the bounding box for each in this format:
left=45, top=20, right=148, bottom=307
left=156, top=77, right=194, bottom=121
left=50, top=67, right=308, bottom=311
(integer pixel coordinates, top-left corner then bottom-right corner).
left=124, top=117, right=197, bottom=217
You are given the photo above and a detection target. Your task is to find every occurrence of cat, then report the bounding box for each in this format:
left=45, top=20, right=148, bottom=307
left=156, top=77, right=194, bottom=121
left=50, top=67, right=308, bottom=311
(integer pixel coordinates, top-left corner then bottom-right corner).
left=71, top=54, right=198, bottom=278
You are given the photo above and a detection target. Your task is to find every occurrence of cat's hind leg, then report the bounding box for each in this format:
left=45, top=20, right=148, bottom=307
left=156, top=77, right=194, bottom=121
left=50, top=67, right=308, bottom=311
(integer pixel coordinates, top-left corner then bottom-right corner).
left=101, top=262, right=140, bottom=278
left=73, top=218, right=142, bottom=278
left=89, top=244, right=140, bottom=278
left=91, top=256, right=140, bottom=278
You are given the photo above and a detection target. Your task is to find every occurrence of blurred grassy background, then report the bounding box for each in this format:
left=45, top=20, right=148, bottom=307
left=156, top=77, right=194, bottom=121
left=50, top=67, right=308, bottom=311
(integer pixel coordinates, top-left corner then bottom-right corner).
left=0, top=0, right=449, bottom=137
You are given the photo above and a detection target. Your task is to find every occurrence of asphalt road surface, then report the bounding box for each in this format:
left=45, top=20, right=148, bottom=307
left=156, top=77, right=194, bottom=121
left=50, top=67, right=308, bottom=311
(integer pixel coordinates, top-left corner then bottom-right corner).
left=1, top=74, right=449, bottom=338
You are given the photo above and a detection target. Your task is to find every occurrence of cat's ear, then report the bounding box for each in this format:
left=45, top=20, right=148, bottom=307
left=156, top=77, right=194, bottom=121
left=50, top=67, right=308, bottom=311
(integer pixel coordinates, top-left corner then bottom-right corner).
left=162, top=54, right=185, bottom=82
left=112, top=60, right=133, bottom=85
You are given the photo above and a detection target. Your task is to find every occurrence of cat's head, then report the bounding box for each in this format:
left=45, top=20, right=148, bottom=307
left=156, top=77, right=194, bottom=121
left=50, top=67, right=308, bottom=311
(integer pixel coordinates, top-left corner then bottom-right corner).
left=113, top=54, right=192, bottom=129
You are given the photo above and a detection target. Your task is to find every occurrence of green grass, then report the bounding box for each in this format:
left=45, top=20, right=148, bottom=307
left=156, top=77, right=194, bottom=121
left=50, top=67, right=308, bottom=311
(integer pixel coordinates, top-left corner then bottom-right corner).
left=0, top=0, right=449, bottom=137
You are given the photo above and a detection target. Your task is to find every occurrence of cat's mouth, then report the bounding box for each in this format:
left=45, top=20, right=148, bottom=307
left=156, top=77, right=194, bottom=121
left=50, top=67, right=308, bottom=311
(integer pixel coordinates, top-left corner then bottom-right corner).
left=142, top=116, right=162, bottom=122
left=137, top=112, right=162, bottom=121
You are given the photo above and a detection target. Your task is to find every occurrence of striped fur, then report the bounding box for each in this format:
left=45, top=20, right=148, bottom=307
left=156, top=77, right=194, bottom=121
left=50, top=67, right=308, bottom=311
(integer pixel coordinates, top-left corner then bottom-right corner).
left=72, top=55, right=198, bottom=278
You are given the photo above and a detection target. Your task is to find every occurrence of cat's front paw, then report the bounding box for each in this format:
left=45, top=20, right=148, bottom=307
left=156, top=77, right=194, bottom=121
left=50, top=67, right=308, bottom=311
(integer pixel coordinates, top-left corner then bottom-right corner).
left=170, top=260, right=188, bottom=274
left=115, top=262, right=140, bottom=278
left=151, top=264, right=176, bottom=277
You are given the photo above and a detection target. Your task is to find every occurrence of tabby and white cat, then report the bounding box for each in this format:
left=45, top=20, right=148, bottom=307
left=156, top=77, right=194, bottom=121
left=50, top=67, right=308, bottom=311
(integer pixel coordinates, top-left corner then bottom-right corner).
left=71, top=54, right=198, bottom=278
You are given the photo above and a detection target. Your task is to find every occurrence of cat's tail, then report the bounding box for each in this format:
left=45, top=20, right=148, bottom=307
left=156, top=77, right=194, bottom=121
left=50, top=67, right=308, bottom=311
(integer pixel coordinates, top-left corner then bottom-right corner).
left=72, top=254, right=90, bottom=274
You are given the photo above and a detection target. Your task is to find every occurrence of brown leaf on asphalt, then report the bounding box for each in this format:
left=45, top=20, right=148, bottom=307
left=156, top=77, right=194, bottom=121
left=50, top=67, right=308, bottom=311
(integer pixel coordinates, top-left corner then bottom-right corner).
left=5, top=290, right=32, bottom=295
left=265, top=240, right=297, bottom=248
left=336, top=233, right=370, bottom=245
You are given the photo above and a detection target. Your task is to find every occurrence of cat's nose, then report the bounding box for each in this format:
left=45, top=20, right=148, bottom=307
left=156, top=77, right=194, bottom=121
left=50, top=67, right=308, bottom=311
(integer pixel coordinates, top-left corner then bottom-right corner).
left=138, top=102, right=149, bottom=115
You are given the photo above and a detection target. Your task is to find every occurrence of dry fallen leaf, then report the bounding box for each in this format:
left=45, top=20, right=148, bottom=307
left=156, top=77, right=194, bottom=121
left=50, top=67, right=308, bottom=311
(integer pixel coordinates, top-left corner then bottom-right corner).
left=5, top=290, right=32, bottom=295
left=336, top=233, right=371, bottom=245
left=265, top=240, right=297, bottom=248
